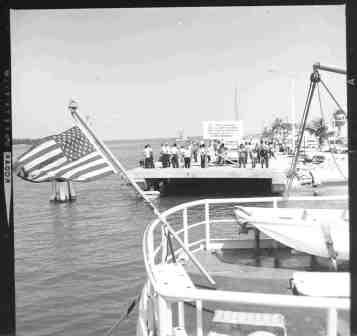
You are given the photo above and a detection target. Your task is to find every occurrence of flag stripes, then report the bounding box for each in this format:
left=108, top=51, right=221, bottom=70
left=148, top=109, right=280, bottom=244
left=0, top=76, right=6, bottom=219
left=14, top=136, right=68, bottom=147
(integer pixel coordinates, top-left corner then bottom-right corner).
left=61, top=158, right=108, bottom=179
left=23, top=148, right=63, bottom=171
left=71, top=165, right=114, bottom=181
left=15, top=126, right=116, bottom=183
left=16, top=140, right=59, bottom=167
left=34, top=152, right=102, bottom=182
left=25, top=154, right=67, bottom=175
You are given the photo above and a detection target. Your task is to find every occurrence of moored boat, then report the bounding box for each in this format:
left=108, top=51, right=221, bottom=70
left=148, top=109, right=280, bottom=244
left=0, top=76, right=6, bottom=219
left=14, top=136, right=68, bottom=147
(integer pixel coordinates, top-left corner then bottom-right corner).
left=233, top=205, right=349, bottom=260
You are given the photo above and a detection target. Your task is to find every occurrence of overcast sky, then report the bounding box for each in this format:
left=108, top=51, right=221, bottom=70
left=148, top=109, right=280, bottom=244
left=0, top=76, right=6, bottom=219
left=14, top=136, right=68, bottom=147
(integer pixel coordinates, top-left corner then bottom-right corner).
left=11, top=6, right=346, bottom=140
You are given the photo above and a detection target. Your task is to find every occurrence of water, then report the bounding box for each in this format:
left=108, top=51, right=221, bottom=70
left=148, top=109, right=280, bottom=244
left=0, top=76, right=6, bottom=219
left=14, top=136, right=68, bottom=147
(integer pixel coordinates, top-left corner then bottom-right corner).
left=13, top=140, right=348, bottom=336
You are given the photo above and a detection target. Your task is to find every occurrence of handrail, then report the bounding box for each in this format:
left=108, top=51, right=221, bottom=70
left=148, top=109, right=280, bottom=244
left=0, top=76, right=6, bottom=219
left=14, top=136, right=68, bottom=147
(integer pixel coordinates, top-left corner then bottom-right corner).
left=159, top=287, right=349, bottom=310
left=142, top=195, right=349, bottom=325
left=151, top=195, right=347, bottom=220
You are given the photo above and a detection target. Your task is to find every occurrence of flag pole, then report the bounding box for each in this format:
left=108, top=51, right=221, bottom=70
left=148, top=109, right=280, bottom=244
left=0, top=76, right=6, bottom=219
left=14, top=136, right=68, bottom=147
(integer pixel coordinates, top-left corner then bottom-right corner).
left=69, top=101, right=216, bottom=286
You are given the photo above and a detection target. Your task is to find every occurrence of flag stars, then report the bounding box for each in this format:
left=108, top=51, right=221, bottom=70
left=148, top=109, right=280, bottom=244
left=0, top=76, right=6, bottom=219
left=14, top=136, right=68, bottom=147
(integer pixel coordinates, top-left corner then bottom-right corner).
left=53, top=126, right=95, bottom=162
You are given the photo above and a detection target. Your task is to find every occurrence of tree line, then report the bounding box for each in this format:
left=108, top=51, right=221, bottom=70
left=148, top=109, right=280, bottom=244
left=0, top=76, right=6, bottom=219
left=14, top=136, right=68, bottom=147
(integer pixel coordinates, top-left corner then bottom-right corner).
left=262, top=109, right=346, bottom=147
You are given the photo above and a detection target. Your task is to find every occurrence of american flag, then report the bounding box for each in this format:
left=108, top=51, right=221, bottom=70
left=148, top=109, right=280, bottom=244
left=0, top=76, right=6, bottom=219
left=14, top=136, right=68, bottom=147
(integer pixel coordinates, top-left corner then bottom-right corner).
left=14, top=126, right=117, bottom=182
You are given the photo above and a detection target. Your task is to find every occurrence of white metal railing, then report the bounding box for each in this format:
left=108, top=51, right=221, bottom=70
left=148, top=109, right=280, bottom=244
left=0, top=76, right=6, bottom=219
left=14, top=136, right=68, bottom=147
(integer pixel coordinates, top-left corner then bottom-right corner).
left=141, top=195, right=349, bottom=336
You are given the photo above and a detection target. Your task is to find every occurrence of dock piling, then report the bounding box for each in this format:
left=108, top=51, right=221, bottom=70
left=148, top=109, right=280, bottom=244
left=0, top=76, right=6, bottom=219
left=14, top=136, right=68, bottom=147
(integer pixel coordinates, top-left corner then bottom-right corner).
left=50, top=180, right=77, bottom=203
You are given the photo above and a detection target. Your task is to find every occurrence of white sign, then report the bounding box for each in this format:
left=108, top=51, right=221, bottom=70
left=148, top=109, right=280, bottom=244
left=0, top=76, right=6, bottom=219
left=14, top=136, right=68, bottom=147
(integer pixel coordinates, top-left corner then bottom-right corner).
left=203, top=121, right=244, bottom=142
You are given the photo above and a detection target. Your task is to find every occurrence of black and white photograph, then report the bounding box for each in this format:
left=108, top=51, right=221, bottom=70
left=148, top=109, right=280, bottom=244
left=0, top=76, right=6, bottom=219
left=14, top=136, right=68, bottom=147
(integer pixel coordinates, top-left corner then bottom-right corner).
left=1, top=3, right=354, bottom=336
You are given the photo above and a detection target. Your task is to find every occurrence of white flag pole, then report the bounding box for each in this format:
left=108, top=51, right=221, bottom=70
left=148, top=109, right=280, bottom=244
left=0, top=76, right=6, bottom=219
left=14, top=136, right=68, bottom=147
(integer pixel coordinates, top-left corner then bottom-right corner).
left=69, top=101, right=216, bottom=286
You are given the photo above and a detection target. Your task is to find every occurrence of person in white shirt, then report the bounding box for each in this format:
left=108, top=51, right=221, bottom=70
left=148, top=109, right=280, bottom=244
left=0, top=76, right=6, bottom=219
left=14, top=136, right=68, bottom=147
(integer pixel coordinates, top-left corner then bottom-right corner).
left=179, top=146, right=185, bottom=167
left=143, top=144, right=153, bottom=168
left=183, top=147, right=191, bottom=168
left=162, top=143, right=170, bottom=168
left=208, top=142, right=215, bottom=164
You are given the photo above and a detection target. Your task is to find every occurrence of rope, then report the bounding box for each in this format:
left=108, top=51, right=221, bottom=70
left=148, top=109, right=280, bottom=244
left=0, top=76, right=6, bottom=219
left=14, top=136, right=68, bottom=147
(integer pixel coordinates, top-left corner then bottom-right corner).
left=104, top=293, right=141, bottom=336
left=166, top=231, right=177, bottom=263
left=317, top=83, right=347, bottom=181
left=319, top=78, right=346, bottom=114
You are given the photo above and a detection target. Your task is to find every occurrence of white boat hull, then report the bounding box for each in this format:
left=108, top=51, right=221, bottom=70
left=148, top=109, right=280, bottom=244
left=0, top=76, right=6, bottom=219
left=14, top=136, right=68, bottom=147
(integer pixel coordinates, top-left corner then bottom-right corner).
left=234, top=207, right=349, bottom=260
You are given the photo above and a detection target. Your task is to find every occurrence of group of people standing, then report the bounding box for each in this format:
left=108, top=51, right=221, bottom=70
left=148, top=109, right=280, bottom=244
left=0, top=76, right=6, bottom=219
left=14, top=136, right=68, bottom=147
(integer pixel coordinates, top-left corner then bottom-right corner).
left=158, top=142, right=210, bottom=168
left=236, top=140, right=275, bottom=168
left=142, top=141, right=212, bottom=169
left=142, top=140, right=276, bottom=169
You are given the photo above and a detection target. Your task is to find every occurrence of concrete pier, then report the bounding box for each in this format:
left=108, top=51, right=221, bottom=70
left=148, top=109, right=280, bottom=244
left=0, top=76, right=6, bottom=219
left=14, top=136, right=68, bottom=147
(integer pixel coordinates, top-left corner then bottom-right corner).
left=128, top=166, right=286, bottom=196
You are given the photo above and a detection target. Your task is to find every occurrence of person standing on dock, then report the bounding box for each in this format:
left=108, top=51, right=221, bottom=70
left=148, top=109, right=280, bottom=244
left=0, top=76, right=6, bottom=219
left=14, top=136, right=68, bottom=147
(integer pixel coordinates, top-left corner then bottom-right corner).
left=143, top=144, right=153, bottom=168
left=208, top=142, right=215, bottom=164
left=200, top=143, right=207, bottom=168
left=260, top=141, right=269, bottom=168
left=171, top=143, right=179, bottom=168
left=238, top=143, right=246, bottom=168
left=192, top=141, right=199, bottom=162
left=183, top=146, right=191, bottom=168
left=244, top=142, right=249, bottom=165
left=159, top=144, right=165, bottom=167
left=268, top=142, right=276, bottom=160
left=148, top=145, right=154, bottom=168
left=246, top=142, right=252, bottom=166
left=251, top=145, right=258, bottom=168
left=162, top=143, right=170, bottom=168
left=218, top=142, right=227, bottom=165
left=179, top=145, right=185, bottom=167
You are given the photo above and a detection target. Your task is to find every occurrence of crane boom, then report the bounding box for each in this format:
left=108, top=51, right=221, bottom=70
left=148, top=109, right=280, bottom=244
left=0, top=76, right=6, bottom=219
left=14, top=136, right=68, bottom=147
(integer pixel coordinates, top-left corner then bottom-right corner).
left=313, top=62, right=346, bottom=75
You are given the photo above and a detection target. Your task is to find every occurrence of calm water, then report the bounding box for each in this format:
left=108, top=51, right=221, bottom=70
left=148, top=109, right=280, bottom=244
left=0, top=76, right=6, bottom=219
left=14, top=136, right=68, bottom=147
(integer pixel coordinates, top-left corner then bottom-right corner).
left=13, top=139, right=348, bottom=336
left=14, top=138, right=217, bottom=336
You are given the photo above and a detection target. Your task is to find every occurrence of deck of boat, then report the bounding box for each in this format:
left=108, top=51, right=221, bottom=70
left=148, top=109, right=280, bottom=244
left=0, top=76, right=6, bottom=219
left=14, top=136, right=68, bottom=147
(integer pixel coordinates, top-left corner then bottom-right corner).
left=175, top=249, right=350, bottom=336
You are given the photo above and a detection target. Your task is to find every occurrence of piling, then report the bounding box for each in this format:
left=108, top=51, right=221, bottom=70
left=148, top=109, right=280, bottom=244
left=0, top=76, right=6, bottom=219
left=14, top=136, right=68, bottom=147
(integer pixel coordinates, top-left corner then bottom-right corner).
left=50, top=180, right=77, bottom=203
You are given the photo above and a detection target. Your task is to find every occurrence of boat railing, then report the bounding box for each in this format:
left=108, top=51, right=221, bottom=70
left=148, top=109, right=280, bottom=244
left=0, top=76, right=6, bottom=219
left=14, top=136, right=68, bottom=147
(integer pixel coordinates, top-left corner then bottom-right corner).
left=142, top=195, right=349, bottom=336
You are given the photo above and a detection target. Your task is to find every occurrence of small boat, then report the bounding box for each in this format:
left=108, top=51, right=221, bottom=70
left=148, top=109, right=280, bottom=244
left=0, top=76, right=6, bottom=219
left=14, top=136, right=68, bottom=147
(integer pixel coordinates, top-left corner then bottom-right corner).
left=234, top=206, right=349, bottom=260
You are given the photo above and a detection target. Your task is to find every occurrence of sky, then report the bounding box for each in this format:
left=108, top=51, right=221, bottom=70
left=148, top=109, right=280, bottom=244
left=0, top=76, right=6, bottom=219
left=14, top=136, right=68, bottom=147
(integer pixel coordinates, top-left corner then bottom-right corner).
left=11, top=6, right=347, bottom=140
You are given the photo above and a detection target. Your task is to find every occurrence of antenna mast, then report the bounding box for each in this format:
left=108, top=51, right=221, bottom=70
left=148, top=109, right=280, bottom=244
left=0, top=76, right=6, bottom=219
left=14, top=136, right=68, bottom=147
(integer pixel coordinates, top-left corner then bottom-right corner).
left=234, top=86, right=239, bottom=121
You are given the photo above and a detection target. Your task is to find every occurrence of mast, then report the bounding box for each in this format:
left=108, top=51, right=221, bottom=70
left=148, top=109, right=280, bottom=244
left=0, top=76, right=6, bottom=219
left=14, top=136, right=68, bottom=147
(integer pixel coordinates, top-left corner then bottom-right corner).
left=234, top=86, right=239, bottom=121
